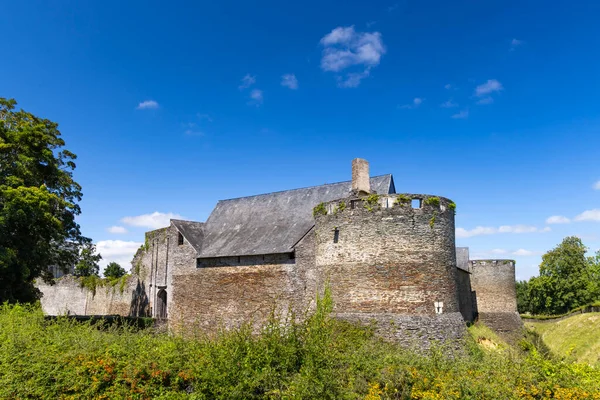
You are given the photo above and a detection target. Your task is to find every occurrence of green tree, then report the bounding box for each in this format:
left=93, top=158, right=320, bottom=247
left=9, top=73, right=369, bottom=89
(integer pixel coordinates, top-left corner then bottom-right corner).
left=528, top=236, right=594, bottom=315
left=104, top=262, right=126, bottom=279
left=515, top=280, right=530, bottom=313
left=0, top=98, right=87, bottom=302
left=74, top=243, right=101, bottom=277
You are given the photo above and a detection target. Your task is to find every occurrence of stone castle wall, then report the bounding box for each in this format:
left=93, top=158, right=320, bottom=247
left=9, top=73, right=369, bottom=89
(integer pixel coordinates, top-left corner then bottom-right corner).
left=470, top=259, right=522, bottom=333
left=313, top=194, right=466, bottom=346
left=37, top=275, right=149, bottom=317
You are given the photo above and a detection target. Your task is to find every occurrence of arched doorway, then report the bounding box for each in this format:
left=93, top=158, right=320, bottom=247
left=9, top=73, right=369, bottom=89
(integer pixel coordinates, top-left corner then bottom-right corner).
left=156, top=288, right=167, bottom=320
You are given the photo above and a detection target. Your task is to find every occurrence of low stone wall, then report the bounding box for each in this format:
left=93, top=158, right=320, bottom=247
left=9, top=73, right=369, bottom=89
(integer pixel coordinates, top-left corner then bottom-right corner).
left=37, top=275, right=151, bottom=317
left=336, top=312, right=467, bottom=350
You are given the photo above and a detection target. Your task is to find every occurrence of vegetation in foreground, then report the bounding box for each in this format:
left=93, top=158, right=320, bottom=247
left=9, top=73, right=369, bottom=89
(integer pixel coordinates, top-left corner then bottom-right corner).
left=526, top=313, right=600, bottom=366
left=1, top=295, right=600, bottom=399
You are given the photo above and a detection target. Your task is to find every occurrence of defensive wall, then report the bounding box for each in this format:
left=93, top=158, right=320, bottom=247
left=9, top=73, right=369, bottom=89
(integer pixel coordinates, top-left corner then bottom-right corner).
left=470, top=259, right=523, bottom=333
left=313, top=193, right=466, bottom=346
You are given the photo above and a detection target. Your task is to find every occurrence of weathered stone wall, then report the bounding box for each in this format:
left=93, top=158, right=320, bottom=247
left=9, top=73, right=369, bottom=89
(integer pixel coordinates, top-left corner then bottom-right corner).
left=470, top=259, right=522, bottom=335
left=313, top=193, right=466, bottom=345
left=314, top=194, right=460, bottom=316
left=455, top=269, right=474, bottom=322
left=470, top=260, right=518, bottom=314
left=38, top=275, right=149, bottom=316
left=168, top=229, right=316, bottom=332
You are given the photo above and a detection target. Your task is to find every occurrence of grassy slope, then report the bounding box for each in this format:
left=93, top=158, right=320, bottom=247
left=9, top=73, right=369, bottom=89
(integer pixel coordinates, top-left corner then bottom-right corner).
left=525, top=312, right=600, bottom=365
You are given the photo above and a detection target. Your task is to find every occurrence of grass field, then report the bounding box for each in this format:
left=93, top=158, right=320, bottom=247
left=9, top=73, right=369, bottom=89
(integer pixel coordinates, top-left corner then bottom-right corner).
left=525, top=312, right=600, bottom=366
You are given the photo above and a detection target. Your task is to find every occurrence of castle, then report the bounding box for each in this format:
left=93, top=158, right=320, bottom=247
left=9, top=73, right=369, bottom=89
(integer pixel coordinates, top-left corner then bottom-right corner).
left=39, top=159, right=522, bottom=346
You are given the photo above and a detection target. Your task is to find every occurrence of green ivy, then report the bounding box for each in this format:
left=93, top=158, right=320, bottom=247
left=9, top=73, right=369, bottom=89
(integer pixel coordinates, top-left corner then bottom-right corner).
left=394, top=194, right=411, bottom=206
left=313, top=202, right=328, bottom=217
left=424, top=197, right=440, bottom=207
left=429, top=211, right=437, bottom=229
left=363, top=194, right=380, bottom=212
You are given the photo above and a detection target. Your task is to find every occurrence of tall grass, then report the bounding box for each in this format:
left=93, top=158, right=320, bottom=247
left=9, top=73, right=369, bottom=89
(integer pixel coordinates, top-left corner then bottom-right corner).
left=1, top=291, right=599, bottom=399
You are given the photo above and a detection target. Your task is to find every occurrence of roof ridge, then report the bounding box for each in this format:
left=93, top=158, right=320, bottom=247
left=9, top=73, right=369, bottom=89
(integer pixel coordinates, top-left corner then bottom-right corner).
left=215, top=174, right=393, bottom=203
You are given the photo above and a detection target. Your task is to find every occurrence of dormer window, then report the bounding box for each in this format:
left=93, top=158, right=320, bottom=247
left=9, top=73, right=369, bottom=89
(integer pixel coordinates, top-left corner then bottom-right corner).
left=177, top=232, right=184, bottom=246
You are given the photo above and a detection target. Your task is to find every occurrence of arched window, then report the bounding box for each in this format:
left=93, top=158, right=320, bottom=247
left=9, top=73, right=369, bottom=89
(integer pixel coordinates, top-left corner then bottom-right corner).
left=156, top=289, right=167, bottom=320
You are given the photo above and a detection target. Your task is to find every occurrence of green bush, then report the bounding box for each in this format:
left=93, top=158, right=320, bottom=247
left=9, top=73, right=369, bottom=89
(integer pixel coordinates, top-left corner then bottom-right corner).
left=1, top=295, right=599, bottom=399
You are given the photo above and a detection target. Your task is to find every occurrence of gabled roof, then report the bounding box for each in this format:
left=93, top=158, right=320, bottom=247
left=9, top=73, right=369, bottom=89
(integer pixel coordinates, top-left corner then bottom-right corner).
left=196, top=174, right=395, bottom=258
left=171, top=220, right=204, bottom=253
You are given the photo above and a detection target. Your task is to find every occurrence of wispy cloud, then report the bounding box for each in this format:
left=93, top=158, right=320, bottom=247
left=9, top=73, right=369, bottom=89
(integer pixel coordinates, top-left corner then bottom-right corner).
left=476, top=97, right=494, bottom=105
left=441, top=99, right=458, bottom=108
left=281, top=74, right=298, bottom=90
left=184, top=129, right=204, bottom=136
left=319, top=25, right=386, bottom=88
left=121, top=212, right=184, bottom=230
left=387, top=3, right=399, bottom=12
left=399, top=98, right=423, bottom=109
left=593, top=180, right=600, bottom=190
left=451, top=109, right=469, bottom=119
left=475, top=79, right=503, bottom=97
left=546, top=215, right=570, bottom=224
left=197, top=113, right=213, bottom=122
left=510, top=38, right=523, bottom=51
left=107, top=226, right=127, bottom=234
left=136, top=100, right=159, bottom=110
left=444, top=83, right=453, bottom=90
left=248, top=89, right=264, bottom=106
left=239, top=74, right=256, bottom=90
left=574, top=209, right=600, bottom=222
left=456, top=224, right=551, bottom=238
left=96, top=240, right=143, bottom=270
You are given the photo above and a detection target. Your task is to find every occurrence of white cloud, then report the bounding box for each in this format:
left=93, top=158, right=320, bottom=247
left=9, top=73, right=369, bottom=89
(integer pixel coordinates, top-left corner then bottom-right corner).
left=510, top=38, right=523, bottom=51
left=239, top=74, right=256, bottom=90
left=546, top=215, right=570, bottom=224
left=319, top=25, right=386, bottom=88
left=444, top=83, right=453, bottom=90
left=476, top=96, right=494, bottom=105
left=121, top=212, right=184, bottom=229
left=399, top=97, right=424, bottom=109
left=107, top=226, right=127, bottom=234
left=475, top=79, right=503, bottom=97
left=197, top=113, right=213, bottom=122
left=593, top=180, right=600, bottom=190
left=456, top=224, right=550, bottom=238
left=281, top=74, right=298, bottom=89
left=513, top=249, right=536, bottom=256
left=136, top=100, right=159, bottom=110
left=96, top=240, right=143, bottom=271
left=441, top=99, right=458, bottom=108
left=574, top=209, right=600, bottom=222
left=248, top=89, right=264, bottom=106
left=451, top=109, right=469, bottom=119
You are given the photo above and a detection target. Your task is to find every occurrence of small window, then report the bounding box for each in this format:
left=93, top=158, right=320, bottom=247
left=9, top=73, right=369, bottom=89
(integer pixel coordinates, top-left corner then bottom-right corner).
left=289, top=252, right=295, bottom=260
left=237, top=256, right=241, bottom=263
left=177, top=232, right=184, bottom=246
left=411, top=199, right=421, bottom=209
left=333, top=228, right=340, bottom=243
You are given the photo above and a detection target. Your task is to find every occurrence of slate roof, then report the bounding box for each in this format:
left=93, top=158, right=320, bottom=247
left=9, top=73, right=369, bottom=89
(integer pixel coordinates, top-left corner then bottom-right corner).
left=171, top=220, right=205, bottom=253
left=194, top=175, right=395, bottom=258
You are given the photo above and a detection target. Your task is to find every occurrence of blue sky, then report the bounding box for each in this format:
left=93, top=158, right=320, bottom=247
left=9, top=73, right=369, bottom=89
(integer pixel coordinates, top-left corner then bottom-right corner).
left=2, top=1, right=600, bottom=279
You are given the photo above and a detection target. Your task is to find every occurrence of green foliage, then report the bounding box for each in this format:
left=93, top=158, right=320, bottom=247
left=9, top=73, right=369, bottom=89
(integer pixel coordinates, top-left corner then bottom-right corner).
left=363, top=194, right=380, bottom=212
left=448, top=201, right=457, bottom=214
left=0, top=98, right=88, bottom=303
left=429, top=211, right=437, bottom=229
left=312, top=202, right=327, bottom=217
left=2, top=300, right=600, bottom=398
left=104, top=262, right=126, bottom=279
left=394, top=194, right=411, bottom=206
left=74, top=242, right=102, bottom=277
left=334, top=200, right=346, bottom=214
left=520, top=237, right=599, bottom=316
left=424, top=196, right=440, bottom=207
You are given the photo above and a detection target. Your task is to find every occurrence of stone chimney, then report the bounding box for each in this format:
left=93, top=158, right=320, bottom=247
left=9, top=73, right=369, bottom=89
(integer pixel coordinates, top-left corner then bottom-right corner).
left=352, top=158, right=370, bottom=195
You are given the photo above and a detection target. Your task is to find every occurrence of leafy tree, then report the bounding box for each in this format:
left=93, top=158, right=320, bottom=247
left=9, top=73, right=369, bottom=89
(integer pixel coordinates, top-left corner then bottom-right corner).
left=74, top=243, right=101, bottom=277
left=515, top=280, right=530, bottom=313
left=0, top=98, right=87, bottom=302
left=104, top=262, right=126, bottom=279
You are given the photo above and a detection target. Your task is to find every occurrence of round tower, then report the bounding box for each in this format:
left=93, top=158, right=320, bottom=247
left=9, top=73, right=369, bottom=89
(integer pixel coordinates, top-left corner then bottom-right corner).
left=469, top=259, right=522, bottom=333
left=313, top=193, right=466, bottom=346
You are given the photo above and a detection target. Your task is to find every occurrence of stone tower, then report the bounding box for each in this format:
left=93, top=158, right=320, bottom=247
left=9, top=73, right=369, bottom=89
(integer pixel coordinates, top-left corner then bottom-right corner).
left=470, top=259, right=522, bottom=333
